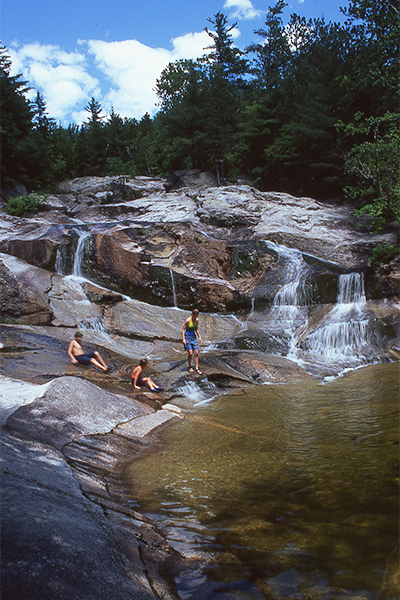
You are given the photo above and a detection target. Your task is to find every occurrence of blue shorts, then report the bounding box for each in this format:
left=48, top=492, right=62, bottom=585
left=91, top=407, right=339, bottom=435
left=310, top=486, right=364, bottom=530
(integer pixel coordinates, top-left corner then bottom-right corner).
left=132, top=377, right=150, bottom=389
left=75, top=352, right=96, bottom=365
left=184, top=334, right=198, bottom=352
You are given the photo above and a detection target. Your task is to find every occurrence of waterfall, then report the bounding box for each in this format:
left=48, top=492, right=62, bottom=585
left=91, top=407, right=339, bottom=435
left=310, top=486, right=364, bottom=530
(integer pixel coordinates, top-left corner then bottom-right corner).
left=263, top=241, right=309, bottom=354
left=61, top=231, right=111, bottom=334
left=305, top=272, right=371, bottom=364
left=169, top=268, right=178, bottom=308
left=252, top=243, right=376, bottom=369
left=177, top=380, right=218, bottom=406
left=72, top=232, right=90, bottom=279
left=337, top=271, right=366, bottom=305
left=249, top=297, right=255, bottom=316
left=55, top=247, right=67, bottom=275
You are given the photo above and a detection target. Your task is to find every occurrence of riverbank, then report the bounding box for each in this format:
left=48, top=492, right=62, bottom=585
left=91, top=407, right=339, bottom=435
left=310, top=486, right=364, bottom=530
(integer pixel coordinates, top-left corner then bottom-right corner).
left=1, top=354, right=399, bottom=599
left=0, top=318, right=327, bottom=600
left=0, top=374, right=191, bottom=600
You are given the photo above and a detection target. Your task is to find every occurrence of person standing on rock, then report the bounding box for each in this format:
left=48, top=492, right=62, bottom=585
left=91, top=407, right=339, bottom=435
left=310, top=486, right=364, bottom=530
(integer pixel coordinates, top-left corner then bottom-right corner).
left=68, top=331, right=109, bottom=372
left=132, top=359, right=162, bottom=391
left=182, top=308, right=202, bottom=374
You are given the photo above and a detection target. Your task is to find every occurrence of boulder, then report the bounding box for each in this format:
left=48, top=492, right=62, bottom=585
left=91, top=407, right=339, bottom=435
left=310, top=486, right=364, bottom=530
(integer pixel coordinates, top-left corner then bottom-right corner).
left=5, top=376, right=153, bottom=448
left=57, top=175, right=165, bottom=198
left=48, top=275, right=104, bottom=327
left=1, top=376, right=182, bottom=600
left=0, top=253, right=53, bottom=324
left=0, top=223, right=69, bottom=270
left=103, top=298, right=242, bottom=344
left=164, top=170, right=218, bottom=192
left=0, top=180, right=28, bottom=202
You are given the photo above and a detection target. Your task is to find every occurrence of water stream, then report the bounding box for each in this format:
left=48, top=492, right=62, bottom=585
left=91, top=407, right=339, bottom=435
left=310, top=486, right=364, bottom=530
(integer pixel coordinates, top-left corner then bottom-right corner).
left=53, top=232, right=398, bottom=597
left=263, top=241, right=309, bottom=355
left=304, top=272, right=372, bottom=367
left=125, top=362, right=399, bottom=600
left=251, top=242, right=385, bottom=373
left=72, top=231, right=91, bottom=279
left=170, top=267, right=178, bottom=308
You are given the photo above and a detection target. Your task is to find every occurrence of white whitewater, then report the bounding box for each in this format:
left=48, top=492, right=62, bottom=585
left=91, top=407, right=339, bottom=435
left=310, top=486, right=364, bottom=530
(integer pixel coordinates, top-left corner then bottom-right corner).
left=55, top=247, right=66, bottom=275
left=258, top=242, right=376, bottom=368
left=169, top=268, right=178, bottom=308
left=72, top=231, right=91, bottom=279
left=263, top=241, right=309, bottom=354
left=61, top=232, right=110, bottom=335
left=305, top=272, right=372, bottom=365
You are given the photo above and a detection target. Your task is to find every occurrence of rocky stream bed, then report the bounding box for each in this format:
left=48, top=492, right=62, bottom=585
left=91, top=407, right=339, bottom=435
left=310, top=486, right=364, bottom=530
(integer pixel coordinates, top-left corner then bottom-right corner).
left=1, top=174, right=399, bottom=599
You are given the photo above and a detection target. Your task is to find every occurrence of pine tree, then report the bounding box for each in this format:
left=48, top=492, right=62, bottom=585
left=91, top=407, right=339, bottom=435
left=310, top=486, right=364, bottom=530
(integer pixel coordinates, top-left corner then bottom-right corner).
left=0, top=44, right=34, bottom=186
left=78, top=97, right=107, bottom=175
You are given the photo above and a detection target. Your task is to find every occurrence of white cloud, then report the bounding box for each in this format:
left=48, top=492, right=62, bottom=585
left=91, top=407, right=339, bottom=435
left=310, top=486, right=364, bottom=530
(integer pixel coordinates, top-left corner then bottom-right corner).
left=223, top=0, right=263, bottom=20
left=171, top=31, right=210, bottom=58
left=8, top=43, right=100, bottom=124
left=85, top=32, right=210, bottom=120
left=7, top=30, right=211, bottom=125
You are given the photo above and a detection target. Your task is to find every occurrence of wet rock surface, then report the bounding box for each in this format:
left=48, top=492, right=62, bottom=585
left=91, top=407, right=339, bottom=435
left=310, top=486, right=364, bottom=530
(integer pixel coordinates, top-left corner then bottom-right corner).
left=1, top=175, right=398, bottom=599
left=0, top=177, right=398, bottom=314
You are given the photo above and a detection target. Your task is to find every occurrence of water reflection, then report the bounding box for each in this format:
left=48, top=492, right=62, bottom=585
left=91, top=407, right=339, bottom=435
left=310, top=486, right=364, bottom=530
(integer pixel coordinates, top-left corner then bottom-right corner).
left=125, top=363, right=399, bottom=599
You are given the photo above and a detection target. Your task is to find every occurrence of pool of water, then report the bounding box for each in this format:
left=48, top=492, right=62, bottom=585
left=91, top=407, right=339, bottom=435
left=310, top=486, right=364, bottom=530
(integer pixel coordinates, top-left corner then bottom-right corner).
left=124, top=362, right=399, bottom=599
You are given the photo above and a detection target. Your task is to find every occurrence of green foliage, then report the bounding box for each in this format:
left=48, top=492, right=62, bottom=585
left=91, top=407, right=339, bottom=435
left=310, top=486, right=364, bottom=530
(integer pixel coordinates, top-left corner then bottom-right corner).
left=369, top=244, right=399, bottom=269
left=1, top=44, right=34, bottom=186
left=337, top=112, right=400, bottom=230
left=1, top=0, right=399, bottom=213
left=104, top=157, right=134, bottom=176
left=4, top=193, right=45, bottom=216
left=204, top=12, right=248, bottom=85
left=231, top=247, right=259, bottom=277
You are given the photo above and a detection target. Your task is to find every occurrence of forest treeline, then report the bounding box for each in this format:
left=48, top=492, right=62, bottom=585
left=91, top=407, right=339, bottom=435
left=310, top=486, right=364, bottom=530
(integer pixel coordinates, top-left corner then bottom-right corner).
left=1, top=0, right=399, bottom=229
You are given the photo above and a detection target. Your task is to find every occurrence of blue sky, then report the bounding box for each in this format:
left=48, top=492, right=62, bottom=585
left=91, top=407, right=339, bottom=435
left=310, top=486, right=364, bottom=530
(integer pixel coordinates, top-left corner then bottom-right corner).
left=2, top=0, right=350, bottom=125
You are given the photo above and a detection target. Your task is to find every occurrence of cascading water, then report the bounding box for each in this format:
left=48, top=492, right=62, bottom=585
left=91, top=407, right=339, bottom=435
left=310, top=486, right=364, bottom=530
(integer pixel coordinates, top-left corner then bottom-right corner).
left=263, top=241, right=309, bottom=355
left=59, top=231, right=110, bottom=334
left=304, top=272, right=373, bottom=366
left=169, top=268, right=178, bottom=308
left=55, top=247, right=67, bottom=275
left=249, top=242, right=382, bottom=370
left=72, top=231, right=91, bottom=279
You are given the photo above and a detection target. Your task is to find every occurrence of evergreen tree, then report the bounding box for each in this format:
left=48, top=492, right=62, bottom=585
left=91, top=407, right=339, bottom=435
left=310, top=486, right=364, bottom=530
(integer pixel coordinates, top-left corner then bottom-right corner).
left=248, top=0, right=291, bottom=94
left=32, top=92, right=55, bottom=137
left=338, top=0, right=399, bottom=119
left=103, top=108, right=134, bottom=175
left=0, top=44, right=34, bottom=186
left=50, top=124, right=80, bottom=182
left=78, top=97, right=107, bottom=175
left=203, top=12, right=249, bottom=181
left=155, top=59, right=211, bottom=172
left=204, top=12, right=248, bottom=86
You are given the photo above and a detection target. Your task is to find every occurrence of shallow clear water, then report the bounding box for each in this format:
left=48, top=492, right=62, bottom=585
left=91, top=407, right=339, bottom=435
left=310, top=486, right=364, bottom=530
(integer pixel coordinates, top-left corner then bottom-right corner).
left=125, top=362, right=399, bottom=599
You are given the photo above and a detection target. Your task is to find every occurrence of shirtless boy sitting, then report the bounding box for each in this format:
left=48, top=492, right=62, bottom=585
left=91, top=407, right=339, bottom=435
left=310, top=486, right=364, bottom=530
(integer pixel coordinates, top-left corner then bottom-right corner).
left=68, top=331, right=109, bottom=372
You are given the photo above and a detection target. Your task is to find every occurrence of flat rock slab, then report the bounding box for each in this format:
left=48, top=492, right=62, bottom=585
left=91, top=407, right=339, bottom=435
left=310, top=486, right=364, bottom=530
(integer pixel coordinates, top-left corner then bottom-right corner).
left=0, top=376, right=52, bottom=426
left=115, top=410, right=180, bottom=439
left=1, top=374, right=183, bottom=600
left=5, top=376, right=153, bottom=449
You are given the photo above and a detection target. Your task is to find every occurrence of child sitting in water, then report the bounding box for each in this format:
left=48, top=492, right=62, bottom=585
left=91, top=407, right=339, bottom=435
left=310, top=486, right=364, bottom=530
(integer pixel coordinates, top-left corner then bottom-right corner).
left=131, top=358, right=162, bottom=391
